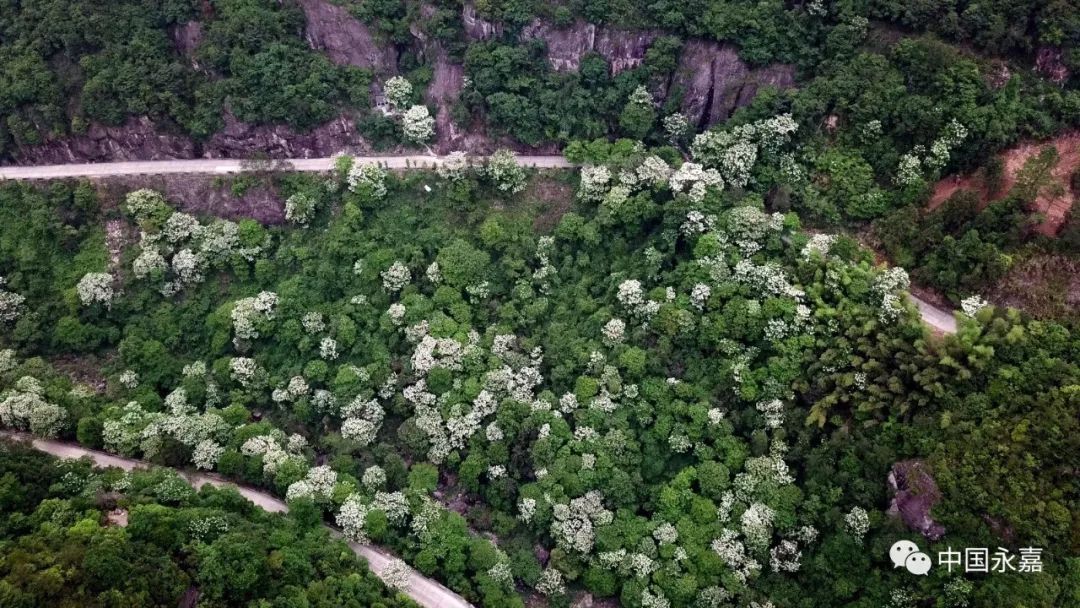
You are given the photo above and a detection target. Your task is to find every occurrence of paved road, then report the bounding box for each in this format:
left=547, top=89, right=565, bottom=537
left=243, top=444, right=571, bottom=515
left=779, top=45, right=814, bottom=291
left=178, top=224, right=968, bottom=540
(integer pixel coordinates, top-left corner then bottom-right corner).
left=0, top=155, right=959, bottom=334
left=0, top=431, right=473, bottom=608
left=0, top=155, right=573, bottom=179
left=908, top=294, right=958, bottom=334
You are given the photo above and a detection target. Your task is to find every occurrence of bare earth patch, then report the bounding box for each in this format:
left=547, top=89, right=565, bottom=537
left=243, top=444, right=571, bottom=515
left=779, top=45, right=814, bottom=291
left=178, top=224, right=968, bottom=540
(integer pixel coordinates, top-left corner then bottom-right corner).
left=988, top=254, right=1080, bottom=322
left=929, top=131, right=1080, bottom=236
left=526, top=175, right=575, bottom=231
left=94, top=174, right=286, bottom=224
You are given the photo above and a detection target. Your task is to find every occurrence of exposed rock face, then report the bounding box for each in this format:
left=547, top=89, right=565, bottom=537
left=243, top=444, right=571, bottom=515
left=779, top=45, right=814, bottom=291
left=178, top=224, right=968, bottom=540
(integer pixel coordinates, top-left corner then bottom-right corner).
left=462, top=4, right=502, bottom=41
left=12, top=117, right=196, bottom=165
left=203, top=112, right=367, bottom=159
left=171, top=20, right=203, bottom=68
left=1035, top=46, right=1070, bottom=84
left=297, top=0, right=397, bottom=74
left=10, top=112, right=368, bottom=165
left=668, top=40, right=796, bottom=129
left=520, top=19, right=659, bottom=75
left=886, top=460, right=946, bottom=541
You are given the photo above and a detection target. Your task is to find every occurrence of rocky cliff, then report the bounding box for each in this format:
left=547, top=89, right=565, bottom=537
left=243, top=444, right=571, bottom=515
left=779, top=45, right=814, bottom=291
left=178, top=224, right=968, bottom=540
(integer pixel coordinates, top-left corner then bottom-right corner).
left=297, top=0, right=398, bottom=74
left=12, top=118, right=196, bottom=165
left=7, top=0, right=797, bottom=165
left=519, top=19, right=659, bottom=75
left=668, top=40, right=796, bottom=129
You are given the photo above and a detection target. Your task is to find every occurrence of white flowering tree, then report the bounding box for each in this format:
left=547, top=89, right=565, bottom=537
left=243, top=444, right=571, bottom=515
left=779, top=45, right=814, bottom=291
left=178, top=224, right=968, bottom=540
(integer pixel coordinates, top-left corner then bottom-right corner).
left=76, top=272, right=115, bottom=308
left=402, top=105, right=435, bottom=143
left=484, top=149, right=526, bottom=194
left=347, top=163, right=388, bottom=202
left=0, top=277, right=26, bottom=324
left=383, top=76, right=413, bottom=110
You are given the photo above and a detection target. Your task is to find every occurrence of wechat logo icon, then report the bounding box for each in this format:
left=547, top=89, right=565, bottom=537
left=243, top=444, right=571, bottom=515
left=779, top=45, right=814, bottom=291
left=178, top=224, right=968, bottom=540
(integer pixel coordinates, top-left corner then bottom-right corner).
left=890, top=540, right=932, bottom=575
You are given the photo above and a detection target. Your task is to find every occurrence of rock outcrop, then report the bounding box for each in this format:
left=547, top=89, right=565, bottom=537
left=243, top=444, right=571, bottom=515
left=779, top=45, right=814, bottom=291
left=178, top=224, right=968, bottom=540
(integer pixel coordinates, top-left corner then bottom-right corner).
left=462, top=4, right=502, bottom=41
left=668, top=40, right=796, bottom=129
left=12, top=117, right=196, bottom=165
left=886, top=460, right=946, bottom=541
left=203, top=112, right=366, bottom=159
left=297, top=0, right=398, bottom=74
left=170, top=20, right=203, bottom=68
left=519, top=19, right=659, bottom=75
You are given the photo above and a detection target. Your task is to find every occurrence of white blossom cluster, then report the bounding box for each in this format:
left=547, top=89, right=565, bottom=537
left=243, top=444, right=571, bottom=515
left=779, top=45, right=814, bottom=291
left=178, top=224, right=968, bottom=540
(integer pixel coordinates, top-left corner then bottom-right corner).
left=578, top=165, right=612, bottom=202
left=76, top=272, right=115, bottom=308
left=518, top=497, right=537, bottom=523
left=402, top=105, right=435, bottom=143
left=690, top=283, right=711, bottom=310
left=341, top=396, right=386, bottom=446
left=118, top=369, right=139, bottom=389
left=484, top=149, right=527, bottom=194
left=383, top=76, right=413, bottom=110
left=616, top=279, right=660, bottom=321
left=801, top=233, right=836, bottom=259
left=0, top=376, right=67, bottom=437
left=0, top=277, right=26, bottom=324
left=641, top=589, right=670, bottom=608
left=436, top=151, right=470, bottom=181
left=873, top=267, right=910, bottom=324
left=381, top=558, right=412, bottom=591
left=347, top=163, right=388, bottom=200
left=636, top=155, right=673, bottom=188
left=601, top=318, right=626, bottom=346
left=286, top=465, right=338, bottom=502
left=690, top=114, right=799, bottom=188
left=230, top=291, right=278, bottom=347
left=960, top=294, right=989, bottom=316
left=550, top=491, right=612, bottom=554
left=382, top=261, right=412, bottom=293
left=725, top=206, right=785, bottom=256
left=336, top=493, right=372, bottom=543
left=844, top=506, right=870, bottom=541
left=755, top=399, right=785, bottom=429
left=192, top=439, right=225, bottom=470
left=711, top=529, right=761, bottom=583
left=229, top=357, right=262, bottom=387
left=733, top=260, right=805, bottom=299
left=241, top=434, right=302, bottom=475
left=669, top=162, right=723, bottom=203
left=535, top=568, right=565, bottom=596
left=362, top=465, right=387, bottom=490
left=285, top=193, right=318, bottom=225
left=663, top=112, right=689, bottom=143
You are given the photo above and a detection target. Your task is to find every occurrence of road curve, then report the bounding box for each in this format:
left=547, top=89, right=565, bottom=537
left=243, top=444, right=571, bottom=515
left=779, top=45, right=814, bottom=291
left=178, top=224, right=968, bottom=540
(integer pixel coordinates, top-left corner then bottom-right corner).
left=0, top=155, right=574, bottom=180
left=908, top=294, right=958, bottom=334
left=0, top=156, right=959, bottom=334
left=0, top=431, right=474, bottom=608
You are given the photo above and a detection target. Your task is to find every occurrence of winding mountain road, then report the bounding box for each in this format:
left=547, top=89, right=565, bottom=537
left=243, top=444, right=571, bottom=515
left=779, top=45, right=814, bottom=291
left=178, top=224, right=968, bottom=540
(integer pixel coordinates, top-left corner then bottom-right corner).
left=0, top=155, right=959, bottom=334
left=908, top=294, right=958, bottom=334
left=0, top=431, right=473, bottom=608
left=0, top=155, right=573, bottom=179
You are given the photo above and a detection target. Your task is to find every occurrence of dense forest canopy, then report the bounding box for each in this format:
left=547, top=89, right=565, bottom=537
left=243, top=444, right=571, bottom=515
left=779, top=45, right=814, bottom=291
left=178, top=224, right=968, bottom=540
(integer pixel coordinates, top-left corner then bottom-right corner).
left=0, top=140, right=1077, bottom=606
left=1, top=0, right=1079, bottom=607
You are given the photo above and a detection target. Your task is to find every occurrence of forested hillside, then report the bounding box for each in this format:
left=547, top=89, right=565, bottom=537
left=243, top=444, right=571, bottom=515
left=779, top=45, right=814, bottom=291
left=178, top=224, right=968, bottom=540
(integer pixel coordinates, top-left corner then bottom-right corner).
left=0, top=440, right=417, bottom=607
left=1, top=1, right=1079, bottom=607
left=1, top=140, right=1077, bottom=606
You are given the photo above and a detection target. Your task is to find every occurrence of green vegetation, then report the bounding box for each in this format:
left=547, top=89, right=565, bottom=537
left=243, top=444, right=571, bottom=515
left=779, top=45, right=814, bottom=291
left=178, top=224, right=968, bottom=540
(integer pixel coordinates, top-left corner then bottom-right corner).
left=0, top=0, right=371, bottom=154
left=0, top=440, right=416, bottom=608
left=1, top=143, right=1077, bottom=606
